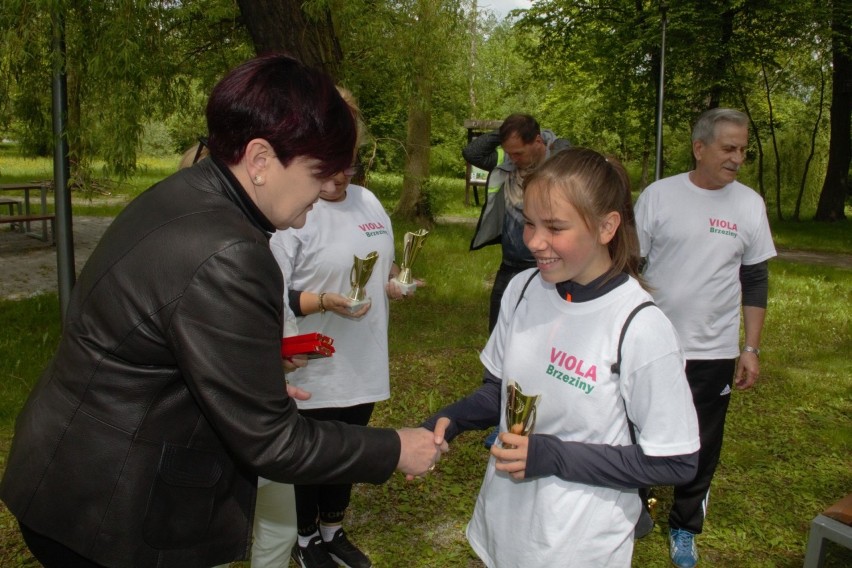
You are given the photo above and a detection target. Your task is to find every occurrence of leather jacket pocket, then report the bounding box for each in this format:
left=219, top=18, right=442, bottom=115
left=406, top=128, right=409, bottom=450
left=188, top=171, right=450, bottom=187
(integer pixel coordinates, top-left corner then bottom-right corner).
left=142, top=443, right=223, bottom=549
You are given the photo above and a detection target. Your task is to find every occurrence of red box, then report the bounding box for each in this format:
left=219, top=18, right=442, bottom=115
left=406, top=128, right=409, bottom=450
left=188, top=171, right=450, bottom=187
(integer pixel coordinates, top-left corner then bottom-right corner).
left=281, top=333, right=335, bottom=359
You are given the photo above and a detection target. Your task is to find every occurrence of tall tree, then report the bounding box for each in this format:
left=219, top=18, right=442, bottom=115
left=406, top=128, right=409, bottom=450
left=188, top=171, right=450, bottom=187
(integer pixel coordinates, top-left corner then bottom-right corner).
left=515, top=0, right=840, bottom=214
left=815, top=0, right=851, bottom=221
left=1, top=0, right=250, bottom=179
left=235, top=0, right=342, bottom=78
left=467, top=0, right=480, bottom=114
left=516, top=0, right=664, bottom=169
left=235, top=0, right=469, bottom=216
left=394, top=0, right=459, bottom=223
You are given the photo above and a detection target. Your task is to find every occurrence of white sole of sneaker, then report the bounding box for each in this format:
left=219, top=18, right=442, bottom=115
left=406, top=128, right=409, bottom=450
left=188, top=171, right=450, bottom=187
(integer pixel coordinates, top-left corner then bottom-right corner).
left=328, top=553, right=371, bottom=568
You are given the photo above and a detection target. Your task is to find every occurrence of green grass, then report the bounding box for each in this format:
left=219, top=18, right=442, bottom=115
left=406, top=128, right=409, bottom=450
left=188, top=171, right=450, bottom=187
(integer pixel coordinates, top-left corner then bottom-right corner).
left=0, top=144, right=179, bottom=217
left=366, top=172, right=481, bottom=219
left=771, top=218, right=852, bottom=255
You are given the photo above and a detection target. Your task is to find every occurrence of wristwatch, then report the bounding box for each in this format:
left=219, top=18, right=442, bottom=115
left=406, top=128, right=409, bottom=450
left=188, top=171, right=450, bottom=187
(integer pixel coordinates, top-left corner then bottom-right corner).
left=742, top=345, right=760, bottom=357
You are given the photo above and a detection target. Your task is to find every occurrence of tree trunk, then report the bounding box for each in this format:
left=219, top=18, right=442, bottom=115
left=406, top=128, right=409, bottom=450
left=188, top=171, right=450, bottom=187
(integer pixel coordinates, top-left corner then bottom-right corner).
left=760, top=57, right=784, bottom=221
left=236, top=0, right=342, bottom=77
left=815, top=0, right=851, bottom=222
left=738, top=88, right=767, bottom=200
left=640, top=147, right=650, bottom=190
left=395, top=78, right=433, bottom=225
left=796, top=67, right=826, bottom=221
left=394, top=0, right=439, bottom=225
left=707, top=9, right=736, bottom=108
left=468, top=0, right=478, bottom=114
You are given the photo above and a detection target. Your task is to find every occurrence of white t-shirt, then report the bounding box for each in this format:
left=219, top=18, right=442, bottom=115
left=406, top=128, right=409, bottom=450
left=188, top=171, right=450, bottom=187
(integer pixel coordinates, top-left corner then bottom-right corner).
left=634, top=173, right=777, bottom=359
left=467, top=272, right=699, bottom=568
left=270, top=185, right=395, bottom=408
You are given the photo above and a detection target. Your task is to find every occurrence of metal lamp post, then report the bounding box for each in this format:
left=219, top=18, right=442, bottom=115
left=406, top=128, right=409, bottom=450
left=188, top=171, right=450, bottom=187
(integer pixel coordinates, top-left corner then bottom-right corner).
left=654, top=1, right=668, bottom=181
left=52, top=9, right=75, bottom=319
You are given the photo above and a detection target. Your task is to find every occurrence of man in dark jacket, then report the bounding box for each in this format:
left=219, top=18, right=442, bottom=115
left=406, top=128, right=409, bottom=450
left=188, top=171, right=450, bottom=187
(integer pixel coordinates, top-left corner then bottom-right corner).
left=464, top=113, right=570, bottom=331
left=0, top=54, right=442, bottom=568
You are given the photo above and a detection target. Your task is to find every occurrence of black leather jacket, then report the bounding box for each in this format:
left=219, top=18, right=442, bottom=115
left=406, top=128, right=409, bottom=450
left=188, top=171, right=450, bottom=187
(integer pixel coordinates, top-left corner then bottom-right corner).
left=0, top=158, right=400, bottom=567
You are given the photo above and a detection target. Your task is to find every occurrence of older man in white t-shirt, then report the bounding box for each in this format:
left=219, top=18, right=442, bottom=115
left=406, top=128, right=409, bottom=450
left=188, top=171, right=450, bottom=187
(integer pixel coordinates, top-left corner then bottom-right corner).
left=634, top=108, right=777, bottom=568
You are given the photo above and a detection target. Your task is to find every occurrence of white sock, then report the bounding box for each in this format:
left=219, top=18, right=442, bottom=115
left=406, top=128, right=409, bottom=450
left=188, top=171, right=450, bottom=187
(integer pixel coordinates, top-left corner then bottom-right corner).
left=298, top=531, right=320, bottom=548
left=320, top=523, right=342, bottom=542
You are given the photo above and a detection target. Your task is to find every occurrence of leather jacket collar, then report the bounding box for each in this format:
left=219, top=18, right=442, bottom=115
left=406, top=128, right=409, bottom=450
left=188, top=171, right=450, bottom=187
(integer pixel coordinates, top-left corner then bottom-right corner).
left=209, top=156, right=276, bottom=237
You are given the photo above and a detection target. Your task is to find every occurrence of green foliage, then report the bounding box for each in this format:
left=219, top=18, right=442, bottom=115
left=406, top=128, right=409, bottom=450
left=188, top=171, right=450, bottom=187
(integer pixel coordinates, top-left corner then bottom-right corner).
left=139, top=121, right=176, bottom=157
left=0, top=295, right=61, bottom=427
left=0, top=0, right=251, bottom=179
left=166, top=82, right=211, bottom=154
left=470, top=18, right=546, bottom=120
left=507, top=0, right=836, bottom=203
left=365, top=171, right=476, bottom=219
left=330, top=0, right=472, bottom=181
left=3, top=0, right=841, bottom=219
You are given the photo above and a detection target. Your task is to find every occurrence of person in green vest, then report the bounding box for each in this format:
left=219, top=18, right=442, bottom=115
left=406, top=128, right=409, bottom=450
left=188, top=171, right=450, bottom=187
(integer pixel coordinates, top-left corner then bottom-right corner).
left=463, top=113, right=570, bottom=333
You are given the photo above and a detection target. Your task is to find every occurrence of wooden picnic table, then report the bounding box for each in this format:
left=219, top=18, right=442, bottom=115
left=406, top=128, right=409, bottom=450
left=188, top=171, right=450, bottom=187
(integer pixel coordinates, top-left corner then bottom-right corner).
left=0, top=182, right=54, bottom=243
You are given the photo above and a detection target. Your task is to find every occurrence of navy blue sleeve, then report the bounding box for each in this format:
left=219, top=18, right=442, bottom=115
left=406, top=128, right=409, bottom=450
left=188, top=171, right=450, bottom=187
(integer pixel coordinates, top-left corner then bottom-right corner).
left=288, top=289, right=304, bottom=316
left=740, top=260, right=769, bottom=308
left=526, top=435, right=699, bottom=489
left=421, top=368, right=501, bottom=442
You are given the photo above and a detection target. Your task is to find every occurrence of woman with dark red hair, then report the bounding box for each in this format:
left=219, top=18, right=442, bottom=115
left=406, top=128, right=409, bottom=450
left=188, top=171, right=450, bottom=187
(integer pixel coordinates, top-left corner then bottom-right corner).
left=0, top=54, right=444, bottom=568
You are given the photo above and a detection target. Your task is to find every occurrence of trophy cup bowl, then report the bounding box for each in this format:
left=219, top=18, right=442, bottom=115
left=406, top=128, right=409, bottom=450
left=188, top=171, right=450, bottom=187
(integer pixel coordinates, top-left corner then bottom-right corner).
left=504, top=380, right=541, bottom=449
left=346, top=251, right=379, bottom=313
left=391, top=229, right=429, bottom=295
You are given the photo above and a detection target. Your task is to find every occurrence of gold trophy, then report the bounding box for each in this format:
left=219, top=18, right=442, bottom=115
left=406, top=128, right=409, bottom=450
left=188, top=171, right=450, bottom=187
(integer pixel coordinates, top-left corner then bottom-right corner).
left=504, top=380, right=541, bottom=449
left=346, top=251, right=379, bottom=313
left=391, top=229, right=429, bottom=295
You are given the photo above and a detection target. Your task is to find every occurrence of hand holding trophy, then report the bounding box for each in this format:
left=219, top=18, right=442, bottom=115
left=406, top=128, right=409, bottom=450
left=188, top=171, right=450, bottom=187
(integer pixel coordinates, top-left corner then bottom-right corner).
left=345, top=251, right=379, bottom=314
left=391, top=229, right=429, bottom=295
left=504, top=380, right=541, bottom=449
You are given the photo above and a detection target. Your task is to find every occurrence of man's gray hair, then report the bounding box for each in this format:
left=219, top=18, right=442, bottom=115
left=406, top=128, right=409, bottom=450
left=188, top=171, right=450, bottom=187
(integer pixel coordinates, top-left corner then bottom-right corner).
left=692, top=108, right=748, bottom=144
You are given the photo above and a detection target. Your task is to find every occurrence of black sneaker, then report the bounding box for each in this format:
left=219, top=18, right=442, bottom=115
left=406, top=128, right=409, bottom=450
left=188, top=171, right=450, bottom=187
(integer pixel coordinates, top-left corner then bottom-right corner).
left=324, top=528, right=372, bottom=568
left=291, top=535, right=338, bottom=568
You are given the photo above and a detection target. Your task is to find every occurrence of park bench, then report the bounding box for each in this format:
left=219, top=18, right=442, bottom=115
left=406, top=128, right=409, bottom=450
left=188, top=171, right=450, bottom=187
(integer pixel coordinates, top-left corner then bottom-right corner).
left=0, top=182, right=54, bottom=243
left=804, top=492, right=852, bottom=567
left=0, top=213, right=56, bottom=244
left=0, top=196, right=22, bottom=216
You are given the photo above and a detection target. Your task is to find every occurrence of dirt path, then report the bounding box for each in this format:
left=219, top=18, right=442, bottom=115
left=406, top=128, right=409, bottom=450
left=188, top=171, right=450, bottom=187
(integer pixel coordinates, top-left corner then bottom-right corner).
left=0, top=216, right=113, bottom=300
left=1, top=216, right=850, bottom=301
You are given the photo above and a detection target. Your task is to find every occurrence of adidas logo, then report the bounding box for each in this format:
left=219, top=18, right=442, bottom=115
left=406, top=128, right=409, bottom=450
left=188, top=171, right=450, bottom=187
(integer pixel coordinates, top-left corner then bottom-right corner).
left=719, top=384, right=732, bottom=396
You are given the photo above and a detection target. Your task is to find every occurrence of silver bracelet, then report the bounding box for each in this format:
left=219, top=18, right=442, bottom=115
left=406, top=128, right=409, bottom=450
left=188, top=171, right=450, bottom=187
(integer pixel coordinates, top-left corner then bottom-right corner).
left=742, top=345, right=760, bottom=357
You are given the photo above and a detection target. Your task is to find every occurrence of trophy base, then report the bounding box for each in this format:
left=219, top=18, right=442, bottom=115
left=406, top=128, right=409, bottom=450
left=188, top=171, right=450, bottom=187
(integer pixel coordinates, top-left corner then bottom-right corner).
left=346, top=297, right=372, bottom=314
left=391, top=277, right=417, bottom=296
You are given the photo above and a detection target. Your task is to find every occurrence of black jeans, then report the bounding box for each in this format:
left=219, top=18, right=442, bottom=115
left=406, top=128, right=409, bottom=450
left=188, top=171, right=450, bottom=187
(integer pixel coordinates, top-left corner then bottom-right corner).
left=489, top=261, right=536, bottom=333
left=20, top=523, right=107, bottom=568
left=294, top=402, right=376, bottom=534
left=668, top=358, right=736, bottom=534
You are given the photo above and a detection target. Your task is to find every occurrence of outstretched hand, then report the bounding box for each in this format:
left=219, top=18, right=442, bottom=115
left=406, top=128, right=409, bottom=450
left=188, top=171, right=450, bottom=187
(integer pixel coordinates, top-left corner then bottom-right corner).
left=396, top=427, right=448, bottom=480
left=432, top=417, right=451, bottom=447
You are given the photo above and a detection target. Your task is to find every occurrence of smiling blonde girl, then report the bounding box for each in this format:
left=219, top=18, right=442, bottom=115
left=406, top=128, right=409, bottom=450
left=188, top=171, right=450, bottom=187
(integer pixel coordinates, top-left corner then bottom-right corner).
left=424, top=147, right=700, bottom=567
